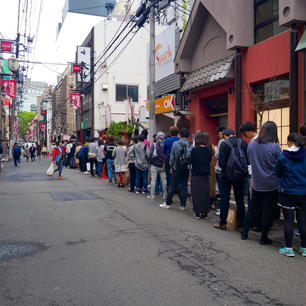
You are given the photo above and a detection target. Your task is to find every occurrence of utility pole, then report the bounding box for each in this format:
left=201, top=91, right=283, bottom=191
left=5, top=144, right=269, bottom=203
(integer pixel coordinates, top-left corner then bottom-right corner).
left=148, top=0, right=156, bottom=144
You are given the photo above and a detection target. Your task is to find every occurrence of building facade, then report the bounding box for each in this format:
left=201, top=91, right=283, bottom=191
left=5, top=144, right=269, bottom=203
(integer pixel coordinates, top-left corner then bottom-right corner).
left=175, top=0, right=306, bottom=146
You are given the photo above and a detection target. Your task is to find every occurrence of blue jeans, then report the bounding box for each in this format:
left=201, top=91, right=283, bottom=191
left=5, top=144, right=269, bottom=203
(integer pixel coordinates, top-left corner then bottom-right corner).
left=155, top=173, right=164, bottom=194
left=219, top=176, right=245, bottom=226
left=97, top=161, right=103, bottom=177
left=106, top=159, right=115, bottom=182
left=136, top=168, right=148, bottom=192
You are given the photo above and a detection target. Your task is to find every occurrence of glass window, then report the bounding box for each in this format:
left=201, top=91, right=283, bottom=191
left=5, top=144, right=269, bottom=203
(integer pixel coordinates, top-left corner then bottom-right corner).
left=128, top=86, right=139, bottom=102
left=254, top=0, right=287, bottom=43
left=116, top=85, right=127, bottom=101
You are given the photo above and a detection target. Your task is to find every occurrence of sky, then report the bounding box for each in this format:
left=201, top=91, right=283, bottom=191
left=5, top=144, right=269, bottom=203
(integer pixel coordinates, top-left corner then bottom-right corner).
left=0, top=0, right=66, bottom=85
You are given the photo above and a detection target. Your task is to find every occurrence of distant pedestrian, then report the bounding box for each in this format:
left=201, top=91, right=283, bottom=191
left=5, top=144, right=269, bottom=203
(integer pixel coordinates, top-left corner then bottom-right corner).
left=241, top=121, right=281, bottom=244
left=75, top=142, right=82, bottom=167
left=69, top=143, right=77, bottom=168
left=132, top=133, right=150, bottom=194
left=53, top=141, right=64, bottom=179
left=148, top=131, right=167, bottom=200
left=163, top=126, right=180, bottom=190
left=128, top=137, right=138, bottom=192
left=12, top=143, right=21, bottom=167
left=105, top=136, right=116, bottom=183
left=37, top=143, right=42, bottom=160
left=29, top=144, right=36, bottom=162
left=24, top=144, right=30, bottom=162
left=96, top=139, right=105, bottom=177
left=275, top=133, right=306, bottom=257
left=141, top=129, right=151, bottom=147
left=213, top=128, right=248, bottom=230
left=77, top=144, right=89, bottom=174
left=112, top=139, right=127, bottom=187
left=66, top=141, right=73, bottom=167
left=191, top=131, right=212, bottom=219
left=88, top=138, right=98, bottom=177
left=160, top=128, right=193, bottom=210
left=42, top=145, right=47, bottom=159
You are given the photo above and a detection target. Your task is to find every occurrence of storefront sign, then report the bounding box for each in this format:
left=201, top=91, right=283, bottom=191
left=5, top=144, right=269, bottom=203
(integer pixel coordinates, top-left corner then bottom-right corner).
left=0, top=79, right=16, bottom=97
left=72, top=64, right=81, bottom=73
left=147, top=24, right=175, bottom=82
left=1, top=40, right=12, bottom=52
left=40, top=123, right=47, bottom=131
left=76, top=46, right=91, bottom=83
left=3, top=96, right=11, bottom=106
left=147, top=94, right=175, bottom=114
left=69, top=91, right=81, bottom=109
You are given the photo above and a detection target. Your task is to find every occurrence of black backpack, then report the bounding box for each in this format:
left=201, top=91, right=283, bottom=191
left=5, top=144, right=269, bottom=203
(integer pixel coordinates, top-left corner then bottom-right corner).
left=225, top=139, right=248, bottom=182
left=176, top=141, right=190, bottom=171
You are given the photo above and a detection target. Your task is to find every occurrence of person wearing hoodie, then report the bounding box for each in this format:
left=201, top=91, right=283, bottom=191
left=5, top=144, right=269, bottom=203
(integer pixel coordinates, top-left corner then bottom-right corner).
left=274, top=133, right=306, bottom=257
left=160, top=128, right=193, bottom=210
left=131, top=133, right=150, bottom=194
left=148, top=132, right=167, bottom=200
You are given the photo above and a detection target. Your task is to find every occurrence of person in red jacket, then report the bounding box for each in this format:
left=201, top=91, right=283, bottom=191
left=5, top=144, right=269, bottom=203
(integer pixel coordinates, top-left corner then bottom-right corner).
left=53, top=141, right=64, bottom=179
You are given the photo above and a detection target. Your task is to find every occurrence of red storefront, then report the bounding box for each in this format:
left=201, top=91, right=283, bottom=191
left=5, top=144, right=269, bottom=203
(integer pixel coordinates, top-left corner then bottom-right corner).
left=175, top=0, right=306, bottom=146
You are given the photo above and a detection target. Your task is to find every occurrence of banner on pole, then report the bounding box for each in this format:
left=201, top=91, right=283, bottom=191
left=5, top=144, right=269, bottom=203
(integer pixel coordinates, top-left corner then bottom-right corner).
left=69, top=91, right=81, bottom=109
left=1, top=79, right=16, bottom=97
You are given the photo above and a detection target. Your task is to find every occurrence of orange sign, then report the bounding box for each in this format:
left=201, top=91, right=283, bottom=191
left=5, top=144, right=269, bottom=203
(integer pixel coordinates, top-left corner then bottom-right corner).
left=147, top=95, right=175, bottom=114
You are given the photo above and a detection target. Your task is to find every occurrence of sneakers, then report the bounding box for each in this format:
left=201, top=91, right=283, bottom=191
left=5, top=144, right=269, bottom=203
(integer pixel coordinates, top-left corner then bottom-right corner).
left=160, top=202, right=170, bottom=209
left=194, top=213, right=200, bottom=219
left=162, top=194, right=167, bottom=200
left=259, top=238, right=273, bottom=245
left=84, top=171, right=89, bottom=174
left=135, top=191, right=140, bottom=194
left=216, top=209, right=220, bottom=216
left=279, top=247, right=295, bottom=257
left=147, top=195, right=155, bottom=200
left=295, top=230, right=300, bottom=236
left=200, top=214, right=208, bottom=219
left=299, top=247, right=306, bottom=257
left=179, top=206, right=186, bottom=211
left=213, top=223, right=226, bottom=230
left=57, top=176, right=64, bottom=180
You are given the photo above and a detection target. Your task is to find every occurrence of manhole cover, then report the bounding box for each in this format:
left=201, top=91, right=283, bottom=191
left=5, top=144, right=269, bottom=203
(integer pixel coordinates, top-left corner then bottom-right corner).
left=0, top=241, right=47, bottom=260
left=50, top=191, right=101, bottom=201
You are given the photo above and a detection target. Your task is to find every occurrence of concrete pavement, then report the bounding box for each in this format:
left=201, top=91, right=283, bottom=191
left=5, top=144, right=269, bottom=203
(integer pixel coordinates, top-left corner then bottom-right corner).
left=0, top=157, right=305, bottom=306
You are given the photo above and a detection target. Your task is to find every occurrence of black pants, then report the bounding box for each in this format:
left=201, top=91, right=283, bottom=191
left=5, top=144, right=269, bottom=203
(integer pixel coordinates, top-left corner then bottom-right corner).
left=279, top=193, right=306, bottom=248
left=89, top=158, right=98, bottom=176
left=79, top=157, right=87, bottom=173
left=191, top=175, right=210, bottom=215
left=129, top=163, right=136, bottom=191
left=166, top=169, right=189, bottom=207
left=31, top=154, right=35, bottom=162
left=243, top=189, right=278, bottom=241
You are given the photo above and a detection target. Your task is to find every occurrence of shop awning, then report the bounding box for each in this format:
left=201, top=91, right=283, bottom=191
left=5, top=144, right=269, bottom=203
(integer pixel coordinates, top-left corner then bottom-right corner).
left=181, top=55, right=235, bottom=92
left=296, top=29, right=306, bottom=52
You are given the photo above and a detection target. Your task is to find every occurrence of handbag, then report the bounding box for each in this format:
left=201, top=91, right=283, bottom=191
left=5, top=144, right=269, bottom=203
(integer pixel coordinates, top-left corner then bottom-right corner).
left=226, top=207, right=238, bottom=230
left=88, top=152, right=96, bottom=159
left=47, top=162, right=54, bottom=176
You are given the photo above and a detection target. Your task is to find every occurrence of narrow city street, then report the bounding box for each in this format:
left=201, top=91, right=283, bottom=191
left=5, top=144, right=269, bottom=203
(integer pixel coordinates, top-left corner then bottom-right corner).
left=0, top=158, right=304, bottom=306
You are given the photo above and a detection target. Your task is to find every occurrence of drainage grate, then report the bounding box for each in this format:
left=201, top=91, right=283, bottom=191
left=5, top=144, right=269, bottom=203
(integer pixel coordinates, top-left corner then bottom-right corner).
left=0, top=241, right=47, bottom=260
left=50, top=191, right=101, bottom=201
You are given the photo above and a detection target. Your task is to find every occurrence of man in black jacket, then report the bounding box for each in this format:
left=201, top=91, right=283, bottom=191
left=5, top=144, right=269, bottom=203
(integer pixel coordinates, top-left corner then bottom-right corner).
left=213, top=128, right=248, bottom=230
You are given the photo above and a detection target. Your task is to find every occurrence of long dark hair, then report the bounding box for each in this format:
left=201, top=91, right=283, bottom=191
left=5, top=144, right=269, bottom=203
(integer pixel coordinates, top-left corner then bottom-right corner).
left=195, top=131, right=210, bottom=147
left=256, top=121, right=278, bottom=144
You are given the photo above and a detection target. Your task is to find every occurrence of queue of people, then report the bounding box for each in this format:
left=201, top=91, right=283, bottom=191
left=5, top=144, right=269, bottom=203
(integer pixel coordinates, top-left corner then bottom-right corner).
left=45, top=121, right=306, bottom=258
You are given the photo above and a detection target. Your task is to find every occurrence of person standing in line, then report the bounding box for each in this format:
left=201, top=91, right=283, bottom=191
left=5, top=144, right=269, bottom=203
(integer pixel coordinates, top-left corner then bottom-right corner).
left=88, top=137, right=98, bottom=177
left=163, top=126, right=180, bottom=191
left=132, top=133, right=150, bottom=194
left=42, top=145, right=47, bottom=159
left=213, top=128, right=248, bottom=230
left=191, top=131, right=212, bottom=219
left=36, top=143, right=42, bottom=160
left=53, top=141, right=64, bottom=179
left=112, top=139, right=128, bottom=187
left=69, top=143, right=77, bottom=168
left=213, top=126, right=226, bottom=216
left=75, top=142, right=82, bottom=167
left=29, top=144, right=36, bottom=162
left=77, top=144, right=88, bottom=174
left=0, top=140, right=3, bottom=171
left=274, top=133, right=306, bottom=257
left=299, top=122, right=306, bottom=146
left=96, top=139, right=105, bottom=177
left=66, top=141, right=73, bottom=167
left=241, top=121, right=281, bottom=244
left=148, top=132, right=167, bottom=200
left=128, top=137, right=138, bottom=192
left=105, top=136, right=116, bottom=183
left=24, top=144, right=30, bottom=162
left=141, top=129, right=151, bottom=147
left=160, top=128, right=193, bottom=210
left=12, top=143, right=21, bottom=167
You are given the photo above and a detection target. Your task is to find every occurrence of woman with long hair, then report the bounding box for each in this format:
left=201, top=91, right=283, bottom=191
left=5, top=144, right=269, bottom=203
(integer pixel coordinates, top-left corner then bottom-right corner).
left=241, top=121, right=281, bottom=244
left=190, top=131, right=212, bottom=218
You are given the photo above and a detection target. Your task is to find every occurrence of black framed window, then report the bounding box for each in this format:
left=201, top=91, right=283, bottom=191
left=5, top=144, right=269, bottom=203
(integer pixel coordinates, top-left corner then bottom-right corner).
left=254, top=0, right=287, bottom=43
left=116, top=84, right=139, bottom=102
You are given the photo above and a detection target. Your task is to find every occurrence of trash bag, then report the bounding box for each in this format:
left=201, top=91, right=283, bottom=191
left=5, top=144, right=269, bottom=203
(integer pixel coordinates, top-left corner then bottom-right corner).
left=47, top=162, right=54, bottom=176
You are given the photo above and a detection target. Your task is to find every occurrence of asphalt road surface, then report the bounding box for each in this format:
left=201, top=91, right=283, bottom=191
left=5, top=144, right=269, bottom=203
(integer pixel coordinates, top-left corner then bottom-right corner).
left=0, top=158, right=305, bottom=306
